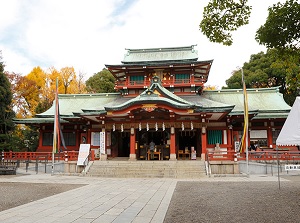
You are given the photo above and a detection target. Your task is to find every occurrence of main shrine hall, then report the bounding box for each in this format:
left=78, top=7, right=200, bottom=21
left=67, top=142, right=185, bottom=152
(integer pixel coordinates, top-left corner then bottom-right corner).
left=16, top=45, right=291, bottom=160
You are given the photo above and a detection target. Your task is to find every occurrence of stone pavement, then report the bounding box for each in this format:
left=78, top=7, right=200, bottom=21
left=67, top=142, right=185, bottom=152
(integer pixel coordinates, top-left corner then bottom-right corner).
left=0, top=173, right=291, bottom=223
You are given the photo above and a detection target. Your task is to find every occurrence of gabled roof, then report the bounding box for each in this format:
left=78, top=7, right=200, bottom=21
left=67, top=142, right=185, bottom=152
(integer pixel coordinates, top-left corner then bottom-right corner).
left=105, top=45, right=213, bottom=81
left=13, top=85, right=291, bottom=124
left=181, top=95, right=234, bottom=113
left=37, top=93, right=120, bottom=117
left=105, top=76, right=195, bottom=112
left=13, top=117, right=69, bottom=124
left=106, top=60, right=213, bottom=80
left=122, top=45, right=198, bottom=64
left=202, top=87, right=291, bottom=118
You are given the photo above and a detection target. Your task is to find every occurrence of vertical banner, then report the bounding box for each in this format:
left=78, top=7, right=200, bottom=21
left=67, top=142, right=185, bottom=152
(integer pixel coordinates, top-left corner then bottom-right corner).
left=100, top=132, right=106, bottom=154
left=52, top=78, right=59, bottom=154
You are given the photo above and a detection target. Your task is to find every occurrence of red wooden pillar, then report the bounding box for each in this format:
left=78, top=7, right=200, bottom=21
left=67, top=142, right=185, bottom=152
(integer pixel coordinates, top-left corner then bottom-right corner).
left=129, top=128, right=136, bottom=160
left=227, top=128, right=232, bottom=150
left=190, top=73, right=195, bottom=84
left=201, top=128, right=207, bottom=159
left=87, top=129, right=91, bottom=144
left=267, top=127, right=273, bottom=147
left=169, top=127, right=177, bottom=160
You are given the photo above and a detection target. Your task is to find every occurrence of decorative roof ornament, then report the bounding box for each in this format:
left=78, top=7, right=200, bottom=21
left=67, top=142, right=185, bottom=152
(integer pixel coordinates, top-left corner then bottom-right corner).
left=142, top=104, right=157, bottom=112
left=151, top=76, right=161, bottom=84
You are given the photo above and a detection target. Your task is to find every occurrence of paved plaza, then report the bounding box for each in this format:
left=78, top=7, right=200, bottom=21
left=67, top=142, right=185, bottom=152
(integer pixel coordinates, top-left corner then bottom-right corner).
left=0, top=171, right=297, bottom=223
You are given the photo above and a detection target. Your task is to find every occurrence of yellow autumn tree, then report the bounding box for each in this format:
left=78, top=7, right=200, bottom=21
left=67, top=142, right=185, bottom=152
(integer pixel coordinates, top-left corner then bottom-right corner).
left=204, top=85, right=218, bottom=90
left=11, top=67, right=44, bottom=117
left=48, top=66, right=86, bottom=95
left=13, top=66, right=86, bottom=118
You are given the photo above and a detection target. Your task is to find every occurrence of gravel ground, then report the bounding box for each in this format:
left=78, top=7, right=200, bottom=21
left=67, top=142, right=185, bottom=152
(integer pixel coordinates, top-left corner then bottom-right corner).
left=1, top=174, right=300, bottom=223
left=164, top=176, right=300, bottom=223
left=0, top=176, right=85, bottom=212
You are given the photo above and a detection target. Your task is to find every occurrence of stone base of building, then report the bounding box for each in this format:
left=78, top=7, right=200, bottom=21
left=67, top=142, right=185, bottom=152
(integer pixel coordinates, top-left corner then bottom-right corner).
left=129, top=154, right=137, bottom=161
left=100, top=154, right=107, bottom=161
left=169, top=153, right=177, bottom=161
left=201, top=153, right=206, bottom=160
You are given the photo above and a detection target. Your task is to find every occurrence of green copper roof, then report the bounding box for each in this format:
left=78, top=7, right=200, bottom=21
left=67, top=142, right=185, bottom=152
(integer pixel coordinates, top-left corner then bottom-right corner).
left=202, top=87, right=291, bottom=117
left=122, top=45, right=198, bottom=64
left=14, top=85, right=291, bottom=125
left=181, top=95, right=234, bottom=112
left=252, top=112, right=290, bottom=119
left=105, top=77, right=195, bottom=111
left=13, top=117, right=69, bottom=124
left=36, top=93, right=120, bottom=117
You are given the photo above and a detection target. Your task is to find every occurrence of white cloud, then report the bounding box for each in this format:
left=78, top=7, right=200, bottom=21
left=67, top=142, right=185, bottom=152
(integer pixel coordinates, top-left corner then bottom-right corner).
left=0, top=0, right=286, bottom=87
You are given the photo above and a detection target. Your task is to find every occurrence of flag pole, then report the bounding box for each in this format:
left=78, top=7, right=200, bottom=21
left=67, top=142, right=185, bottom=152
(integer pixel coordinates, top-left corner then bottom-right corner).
left=241, top=67, right=249, bottom=177
left=52, top=78, right=58, bottom=176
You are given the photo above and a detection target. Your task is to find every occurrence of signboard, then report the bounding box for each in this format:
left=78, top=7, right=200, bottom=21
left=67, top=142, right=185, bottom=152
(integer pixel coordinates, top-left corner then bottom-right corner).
left=285, top=165, right=300, bottom=171
left=234, top=141, right=240, bottom=152
left=100, top=132, right=105, bottom=154
left=77, top=144, right=90, bottom=166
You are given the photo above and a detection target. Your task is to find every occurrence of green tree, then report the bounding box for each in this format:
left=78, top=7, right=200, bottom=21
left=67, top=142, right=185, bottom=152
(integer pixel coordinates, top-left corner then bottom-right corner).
left=0, top=53, right=15, bottom=151
left=256, top=0, right=300, bottom=52
left=273, top=53, right=300, bottom=105
left=200, top=0, right=299, bottom=49
left=255, top=0, right=300, bottom=105
left=200, top=0, right=252, bottom=46
left=225, top=50, right=298, bottom=105
left=86, top=68, right=116, bottom=93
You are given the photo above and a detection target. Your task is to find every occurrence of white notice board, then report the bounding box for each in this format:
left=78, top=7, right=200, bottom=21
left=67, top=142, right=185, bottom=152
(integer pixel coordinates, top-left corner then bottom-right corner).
left=100, top=132, right=105, bottom=154
left=285, top=165, right=300, bottom=171
left=234, top=141, right=240, bottom=152
left=77, top=144, right=90, bottom=166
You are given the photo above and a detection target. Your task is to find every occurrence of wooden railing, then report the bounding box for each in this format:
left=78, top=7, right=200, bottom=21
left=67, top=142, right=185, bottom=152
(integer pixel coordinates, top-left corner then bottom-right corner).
left=206, top=150, right=300, bottom=162
left=2, top=151, right=80, bottom=161
left=115, top=78, right=203, bottom=88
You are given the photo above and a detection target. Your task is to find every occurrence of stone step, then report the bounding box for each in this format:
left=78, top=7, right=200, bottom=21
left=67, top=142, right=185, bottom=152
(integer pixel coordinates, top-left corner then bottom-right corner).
left=86, top=160, right=207, bottom=178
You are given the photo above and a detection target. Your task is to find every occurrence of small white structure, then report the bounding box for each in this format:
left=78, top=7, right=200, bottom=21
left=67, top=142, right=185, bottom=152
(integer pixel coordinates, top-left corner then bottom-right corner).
left=276, top=97, right=300, bottom=146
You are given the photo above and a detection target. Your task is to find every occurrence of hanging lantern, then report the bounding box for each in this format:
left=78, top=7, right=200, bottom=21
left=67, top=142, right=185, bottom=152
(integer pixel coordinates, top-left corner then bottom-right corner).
left=139, top=122, right=142, bottom=131
left=182, top=122, right=184, bottom=131
left=113, top=123, right=115, bottom=132
left=191, top=121, right=193, bottom=130
left=162, top=122, right=165, bottom=131
left=121, top=124, right=124, bottom=132
left=146, top=122, right=149, bottom=131
left=155, top=122, right=158, bottom=131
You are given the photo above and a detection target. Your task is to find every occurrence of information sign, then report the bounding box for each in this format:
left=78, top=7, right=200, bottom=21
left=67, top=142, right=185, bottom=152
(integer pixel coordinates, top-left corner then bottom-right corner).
left=100, top=132, right=105, bottom=154
left=77, top=144, right=90, bottom=166
left=285, top=165, right=300, bottom=171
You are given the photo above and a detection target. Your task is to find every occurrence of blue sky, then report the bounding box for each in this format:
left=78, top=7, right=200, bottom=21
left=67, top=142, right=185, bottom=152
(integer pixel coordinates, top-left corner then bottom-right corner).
left=0, top=0, right=285, bottom=88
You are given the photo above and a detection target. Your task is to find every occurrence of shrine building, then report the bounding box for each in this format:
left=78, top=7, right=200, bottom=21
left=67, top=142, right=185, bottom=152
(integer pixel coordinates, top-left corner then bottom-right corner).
left=15, top=45, right=291, bottom=160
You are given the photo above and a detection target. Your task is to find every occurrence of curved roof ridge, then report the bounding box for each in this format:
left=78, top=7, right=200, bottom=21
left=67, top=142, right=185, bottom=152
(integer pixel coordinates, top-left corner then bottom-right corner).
left=105, top=77, right=195, bottom=111
left=205, top=86, right=280, bottom=93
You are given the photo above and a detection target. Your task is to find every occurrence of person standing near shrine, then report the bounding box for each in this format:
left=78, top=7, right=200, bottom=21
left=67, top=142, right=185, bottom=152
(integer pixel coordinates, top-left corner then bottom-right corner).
left=149, top=140, right=155, bottom=160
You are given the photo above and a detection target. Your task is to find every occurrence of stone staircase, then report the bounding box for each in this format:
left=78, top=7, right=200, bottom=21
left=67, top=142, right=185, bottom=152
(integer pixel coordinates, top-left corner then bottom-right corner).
left=86, top=160, right=207, bottom=178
